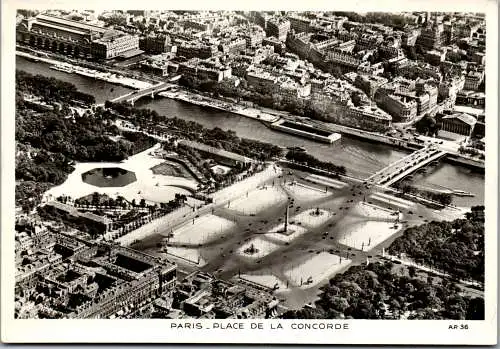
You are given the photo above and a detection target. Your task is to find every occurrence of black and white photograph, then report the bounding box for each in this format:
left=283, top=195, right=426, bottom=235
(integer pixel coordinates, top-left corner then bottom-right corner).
left=1, top=0, right=497, bottom=345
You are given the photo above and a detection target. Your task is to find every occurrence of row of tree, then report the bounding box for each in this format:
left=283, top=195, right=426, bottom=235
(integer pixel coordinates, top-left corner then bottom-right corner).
left=16, top=70, right=95, bottom=105
left=393, top=182, right=453, bottom=206
left=106, top=101, right=284, bottom=161
left=282, top=261, right=484, bottom=320
left=388, top=206, right=484, bottom=282
left=285, top=150, right=346, bottom=176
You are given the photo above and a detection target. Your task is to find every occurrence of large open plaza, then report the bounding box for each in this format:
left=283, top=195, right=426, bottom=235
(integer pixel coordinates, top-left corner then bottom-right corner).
left=129, top=166, right=463, bottom=308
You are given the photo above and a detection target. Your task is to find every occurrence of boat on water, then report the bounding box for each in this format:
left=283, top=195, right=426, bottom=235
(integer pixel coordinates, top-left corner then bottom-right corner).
left=452, top=190, right=475, bottom=197
left=49, top=64, right=73, bottom=74
left=271, top=119, right=341, bottom=144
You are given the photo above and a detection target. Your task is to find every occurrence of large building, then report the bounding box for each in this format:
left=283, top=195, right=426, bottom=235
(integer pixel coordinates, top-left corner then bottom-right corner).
left=176, top=41, right=218, bottom=59
left=439, top=112, right=476, bottom=137
left=139, top=34, right=171, bottom=54
left=456, top=90, right=485, bottom=108
left=325, top=49, right=364, bottom=70
left=178, top=58, right=232, bottom=82
left=242, top=25, right=265, bottom=48
left=90, top=31, right=140, bottom=59
left=463, top=70, right=484, bottom=91
left=375, top=90, right=418, bottom=122
left=345, top=105, right=393, bottom=130
left=288, top=14, right=312, bottom=33
left=439, top=75, right=465, bottom=101
left=17, top=14, right=139, bottom=59
left=415, top=81, right=439, bottom=114
left=417, top=21, right=444, bottom=51
left=219, top=38, right=246, bottom=55
left=17, top=14, right=107, bottom=57
left=266, top=17, right=291, bottom=41
left=175, top=272, right=281, bottom=319
left=15, top=229, right=178, bottom=319
left=354, top=74, right=388, bottom=99
left=246, top=69, right=278, bottom=93
left=262, top=36, right=286, bottom=54
left=68, top=245, right=177, bottom=319
left=275, top=76, right=311, bottom=105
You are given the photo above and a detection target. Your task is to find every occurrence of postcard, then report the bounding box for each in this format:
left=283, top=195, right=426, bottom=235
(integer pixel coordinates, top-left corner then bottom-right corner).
left=1, top=0, right=497, bottom=344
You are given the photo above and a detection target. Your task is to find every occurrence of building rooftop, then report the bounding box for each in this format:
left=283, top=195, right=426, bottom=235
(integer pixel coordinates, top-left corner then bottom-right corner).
left=350, top=105, right=392, bottom=120
left=443, top=112, right=477, bottom=126
left=36, top=14, right=106, bottom=34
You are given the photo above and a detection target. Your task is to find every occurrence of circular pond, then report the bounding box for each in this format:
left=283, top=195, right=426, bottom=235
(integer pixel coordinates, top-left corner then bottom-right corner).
left=81, top=167, right=137, bottom=187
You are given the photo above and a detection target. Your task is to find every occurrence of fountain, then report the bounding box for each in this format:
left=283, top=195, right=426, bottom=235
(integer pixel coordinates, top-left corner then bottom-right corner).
left=243, top=243, right=259, bottom=255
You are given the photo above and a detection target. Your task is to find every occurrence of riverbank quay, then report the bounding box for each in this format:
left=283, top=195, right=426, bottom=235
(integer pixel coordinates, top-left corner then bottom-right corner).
left=157, top=87, right=484, bottom=170
left=159, top=89, right=281, bottom=123
left=159, top=86, right=422, bottom=150
left=16, top=49, right=153, bottom=90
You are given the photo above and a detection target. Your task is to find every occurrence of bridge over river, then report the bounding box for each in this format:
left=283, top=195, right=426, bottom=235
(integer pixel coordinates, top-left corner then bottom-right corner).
left=111, top=75, right=181, bottom=105
left=366, top=144, right=448, bottom=186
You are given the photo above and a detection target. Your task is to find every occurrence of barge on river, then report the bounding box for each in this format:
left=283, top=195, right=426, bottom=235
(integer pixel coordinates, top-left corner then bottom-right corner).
left=270, top=119, right=341, bottom=144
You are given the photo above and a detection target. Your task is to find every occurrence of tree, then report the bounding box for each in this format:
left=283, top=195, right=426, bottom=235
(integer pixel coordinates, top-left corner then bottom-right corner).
left=408, top=266, right=417, bottom=278
left=91, top=192, right=100, bottom=207
left=389, top=298, right=402, bottom=318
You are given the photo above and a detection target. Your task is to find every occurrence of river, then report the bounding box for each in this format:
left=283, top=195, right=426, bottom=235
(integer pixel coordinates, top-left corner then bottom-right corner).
left=16, top=56, right=484, bottom=207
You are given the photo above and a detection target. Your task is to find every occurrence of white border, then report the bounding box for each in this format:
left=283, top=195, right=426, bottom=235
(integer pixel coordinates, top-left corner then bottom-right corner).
left=1, top=0, right=497, bottom=344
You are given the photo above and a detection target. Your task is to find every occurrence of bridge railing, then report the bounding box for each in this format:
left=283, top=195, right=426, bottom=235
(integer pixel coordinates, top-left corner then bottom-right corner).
left=366, top=145, right=433, bottom=182
left=377, top=150, right=447, bottom=186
